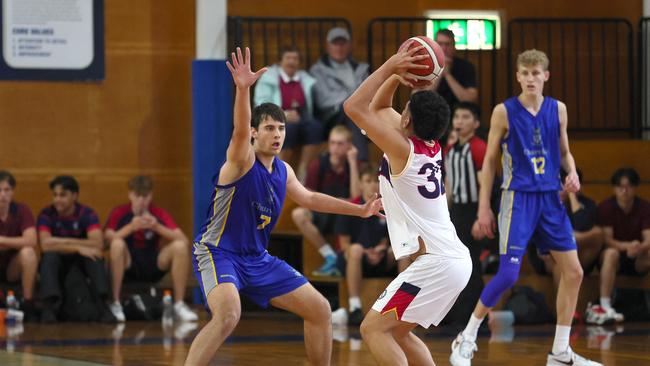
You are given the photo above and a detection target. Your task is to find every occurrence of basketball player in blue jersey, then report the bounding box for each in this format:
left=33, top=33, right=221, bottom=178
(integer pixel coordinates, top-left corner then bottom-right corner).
left=184, top=48, right=383, bottom=366
left=450, top=50, right=602, bottom=366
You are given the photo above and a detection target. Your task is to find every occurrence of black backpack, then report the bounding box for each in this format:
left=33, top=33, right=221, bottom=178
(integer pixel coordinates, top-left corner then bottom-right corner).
left=505, top=285, right=554, bottom=324
left=123, top=289, right=163, bottom=321
left=61, top=266, right=103, bottom=322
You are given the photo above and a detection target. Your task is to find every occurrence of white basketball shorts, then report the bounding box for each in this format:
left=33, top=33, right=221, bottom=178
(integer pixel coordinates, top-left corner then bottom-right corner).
left=371, top=253, right=472, bottom=328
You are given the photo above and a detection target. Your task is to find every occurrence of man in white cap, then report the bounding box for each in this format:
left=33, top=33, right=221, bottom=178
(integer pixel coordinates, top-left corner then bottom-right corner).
left=310, top=27, right=370, bottom=162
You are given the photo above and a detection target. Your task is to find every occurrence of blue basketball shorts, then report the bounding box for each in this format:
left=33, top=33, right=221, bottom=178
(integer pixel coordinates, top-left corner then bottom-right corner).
left=497, top=190, right=576, bottom=260
left=192, top=243, right=308, bottom=308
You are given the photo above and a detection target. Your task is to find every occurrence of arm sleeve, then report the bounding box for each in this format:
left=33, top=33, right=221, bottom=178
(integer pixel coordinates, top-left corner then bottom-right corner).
left=37, top=210, right=52, bottom=233
left=470, top=137, right=487, bottom=170
left=18, top=204, right=35, bottom=232
left=597, top=201, right=613, bottom=227
left=642, top=201, right=650, bottom=230
left=83, top=208, right=102, bottom=233
left=304, top=159, right=321, bottom=191
left=153, top=207, right=178, bottom=229
left=105, top=207, right=121, bottom=230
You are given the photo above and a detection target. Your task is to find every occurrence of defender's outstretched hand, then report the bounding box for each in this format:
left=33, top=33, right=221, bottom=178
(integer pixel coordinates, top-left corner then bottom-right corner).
left=360, top=193, right=385, bottom=218
left=226, top=47, right=267, bottom=88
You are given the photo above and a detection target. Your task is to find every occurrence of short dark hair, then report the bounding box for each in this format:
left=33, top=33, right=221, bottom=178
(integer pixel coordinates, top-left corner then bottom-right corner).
left=128, top=175, right=154, bottom=195
left=611, top=167, right=640, bottom=186
left=49, top=175, right=79, bottom=193
left=0, top=170, right=16, bottom=188
left=409, top=91, right=450, bottom=141
left=279, top=46, right=301, bottom=61
left=436, top=29, right=456, bottom=45
left=453, top=102, right=481, bottom=121
left=252, top=103, right=286, bottom=129
left=359, top=164, right=378, bottom=179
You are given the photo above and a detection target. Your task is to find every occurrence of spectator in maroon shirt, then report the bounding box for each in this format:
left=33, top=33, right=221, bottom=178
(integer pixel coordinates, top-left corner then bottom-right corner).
left=38, top=175, right=112, bottom=323
left=292, top=126, right=360, bottom=276
left=0, top=170, right=38, bottom=312
left=597, top=168, right=650, bottom=322
left=105, top=175, right=196, bottom=322
left=254, top=46, right=323, bottom=181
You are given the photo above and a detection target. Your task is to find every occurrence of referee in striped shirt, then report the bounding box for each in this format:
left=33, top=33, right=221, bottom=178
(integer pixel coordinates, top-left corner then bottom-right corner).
left=442, top=102, right=487, bottom=330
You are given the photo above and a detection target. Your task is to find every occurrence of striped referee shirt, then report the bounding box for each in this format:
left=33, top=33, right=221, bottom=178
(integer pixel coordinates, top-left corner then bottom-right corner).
left=444, top=136, right=486, bottom=204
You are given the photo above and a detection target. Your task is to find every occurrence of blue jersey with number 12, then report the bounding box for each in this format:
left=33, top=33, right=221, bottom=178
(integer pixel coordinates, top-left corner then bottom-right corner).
left=501, top=96, right=562, bottom=192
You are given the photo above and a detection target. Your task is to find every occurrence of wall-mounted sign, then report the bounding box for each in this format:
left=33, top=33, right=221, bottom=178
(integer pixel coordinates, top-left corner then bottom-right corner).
left=0, top=0, right=104, bottom=81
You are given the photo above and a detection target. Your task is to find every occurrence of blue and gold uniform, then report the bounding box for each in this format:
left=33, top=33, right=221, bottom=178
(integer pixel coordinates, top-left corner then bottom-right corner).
left=192, top=157, right=307, bottom=307
left=480, top=96, right=576, bottom=307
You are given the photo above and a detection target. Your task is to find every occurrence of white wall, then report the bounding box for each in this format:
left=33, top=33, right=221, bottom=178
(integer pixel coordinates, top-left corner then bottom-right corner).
left=196, top=0, right=227, bottom=59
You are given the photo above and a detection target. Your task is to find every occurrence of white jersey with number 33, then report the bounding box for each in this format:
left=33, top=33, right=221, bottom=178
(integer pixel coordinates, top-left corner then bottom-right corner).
left=379, top=137, right=469, bottom=260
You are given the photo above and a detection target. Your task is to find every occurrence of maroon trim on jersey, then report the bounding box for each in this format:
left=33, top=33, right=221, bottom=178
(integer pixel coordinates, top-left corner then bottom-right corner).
left=87, top=223, right=101, bottom=232
left=105, top=204, right=132, bottom=230
left=410, top=137, right=441, bottom=158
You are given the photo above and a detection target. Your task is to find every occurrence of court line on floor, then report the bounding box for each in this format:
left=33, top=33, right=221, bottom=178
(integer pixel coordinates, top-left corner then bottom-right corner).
left=0, top=350, right=108, bottom=366
left=0, top=327, right=647, bottom=349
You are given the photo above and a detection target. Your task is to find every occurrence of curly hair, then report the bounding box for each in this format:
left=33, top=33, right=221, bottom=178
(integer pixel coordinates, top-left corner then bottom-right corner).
left=409, top=90, right=450, bottom=141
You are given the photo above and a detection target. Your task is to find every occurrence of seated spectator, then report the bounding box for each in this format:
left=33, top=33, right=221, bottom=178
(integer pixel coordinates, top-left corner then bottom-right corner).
left=331, top=165, right=396, bottom=326
left=594, top=168, right=650, bottom=323
left=441, top=102, right=486, bottom=330
left=254, top=46, right=323, bottom=181
left=292, top=126, right=360, bottom=276
left=527, top=169, right=604, bottom=284
left=433, top=29, right=478, bottom=107
left=0, top=170, right=38, bottom=319
left=310, top=27, right=370, bottom=162
left=38, top=175, right=113, bottom=323
left=105, top=176, right=197, bottom=322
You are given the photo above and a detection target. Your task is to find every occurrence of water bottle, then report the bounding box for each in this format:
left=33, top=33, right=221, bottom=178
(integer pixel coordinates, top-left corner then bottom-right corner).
left=5, top=290, right=22, bottom=324
left=162, top=290, right=173, bottom=325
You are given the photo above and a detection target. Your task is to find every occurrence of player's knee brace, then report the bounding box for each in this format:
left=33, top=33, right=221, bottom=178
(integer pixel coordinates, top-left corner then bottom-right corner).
left=479, top=255, right=522, bottom=307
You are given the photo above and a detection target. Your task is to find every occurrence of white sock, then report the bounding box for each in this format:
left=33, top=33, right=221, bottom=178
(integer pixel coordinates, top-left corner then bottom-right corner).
left=349, top=297, right=362, bottom=311
left=462, top=314, right=484, bottom=342
left=318, top=244, right=335, bottom=258
left=174, top=301, right=184, bottom=307
left=552, top=325, right=571, bottom=355
left=600, top=297, right=612, bottom=310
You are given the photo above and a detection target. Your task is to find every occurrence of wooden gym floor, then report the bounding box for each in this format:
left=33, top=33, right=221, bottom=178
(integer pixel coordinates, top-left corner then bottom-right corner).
left=0, top=310, right=648, bottom=365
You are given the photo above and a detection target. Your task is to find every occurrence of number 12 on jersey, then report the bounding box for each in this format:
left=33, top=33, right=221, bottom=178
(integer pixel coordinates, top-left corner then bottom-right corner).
left=531, top=157, right=545, bottom=174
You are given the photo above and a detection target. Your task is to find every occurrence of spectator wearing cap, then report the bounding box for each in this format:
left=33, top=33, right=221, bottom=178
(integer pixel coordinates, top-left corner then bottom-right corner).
left=310, top=27, right=370, bottom=162
left=254, top=46, right=323, bottom=181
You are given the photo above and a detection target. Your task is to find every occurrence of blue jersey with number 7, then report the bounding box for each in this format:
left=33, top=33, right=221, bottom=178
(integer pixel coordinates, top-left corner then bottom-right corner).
left=501, top=96, right=562, bottom=192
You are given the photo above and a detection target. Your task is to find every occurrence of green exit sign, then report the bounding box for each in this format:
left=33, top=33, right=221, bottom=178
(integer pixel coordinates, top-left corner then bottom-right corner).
left=424, top=11, right=501, bottom=50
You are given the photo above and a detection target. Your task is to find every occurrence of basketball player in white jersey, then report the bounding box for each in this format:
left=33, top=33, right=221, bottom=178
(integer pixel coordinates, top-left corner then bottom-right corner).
left=344, top=43, right=472, bottom=365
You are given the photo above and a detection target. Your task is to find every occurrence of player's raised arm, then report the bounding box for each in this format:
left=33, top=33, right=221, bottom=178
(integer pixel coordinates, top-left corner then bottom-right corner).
left=557, top=101, right=580, bottom=193
left=476, top=103, right=508, bottom=239
left=343, top=45, right=428, bottom=159
left=220, top=47, right=268, bottom=183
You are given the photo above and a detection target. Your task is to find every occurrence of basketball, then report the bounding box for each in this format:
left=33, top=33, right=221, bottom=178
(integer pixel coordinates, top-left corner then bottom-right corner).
left=399, top=36, right=445, bottom=86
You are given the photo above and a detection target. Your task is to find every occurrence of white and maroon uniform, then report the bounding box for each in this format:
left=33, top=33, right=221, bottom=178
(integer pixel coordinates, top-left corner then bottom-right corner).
left=372, top=136, right=472, bottom=328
